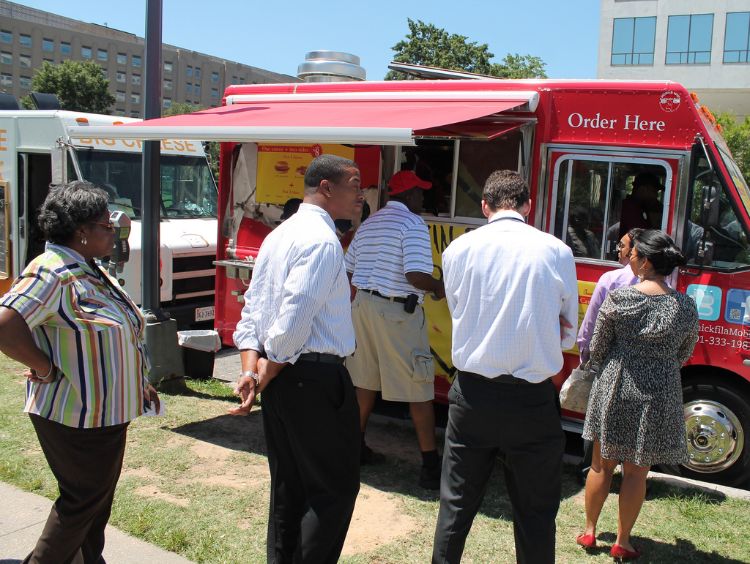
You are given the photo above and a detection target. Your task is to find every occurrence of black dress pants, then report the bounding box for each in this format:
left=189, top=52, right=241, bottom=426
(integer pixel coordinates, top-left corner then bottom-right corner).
left=261, top=360, right=361, bottom=564
left=432, top=372, right=565, bottom=564
left=24, top=414, right=129, bottom=564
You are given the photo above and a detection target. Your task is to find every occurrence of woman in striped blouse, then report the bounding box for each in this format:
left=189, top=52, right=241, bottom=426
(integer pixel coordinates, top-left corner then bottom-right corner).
left=0, top=181, right=159, bottom=563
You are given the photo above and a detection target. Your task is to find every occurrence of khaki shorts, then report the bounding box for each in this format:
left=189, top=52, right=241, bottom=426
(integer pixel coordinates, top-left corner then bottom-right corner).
left=346, top=290, right=435, bottom=402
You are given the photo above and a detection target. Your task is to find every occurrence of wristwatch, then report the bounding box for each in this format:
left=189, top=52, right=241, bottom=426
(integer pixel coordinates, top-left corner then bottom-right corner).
left=241, top=370, right=260, bottom=390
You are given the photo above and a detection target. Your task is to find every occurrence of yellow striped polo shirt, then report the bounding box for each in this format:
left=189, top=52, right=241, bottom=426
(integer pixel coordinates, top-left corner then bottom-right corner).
left=0, top=244, right=151, bottom=428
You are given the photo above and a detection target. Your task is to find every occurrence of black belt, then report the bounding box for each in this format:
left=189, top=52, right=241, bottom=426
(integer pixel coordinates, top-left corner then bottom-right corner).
left=361, top=288, right=408, bottom=304
left=459, top=370, right=534, bottom=385
left=297, top=352, right=346, bottom=365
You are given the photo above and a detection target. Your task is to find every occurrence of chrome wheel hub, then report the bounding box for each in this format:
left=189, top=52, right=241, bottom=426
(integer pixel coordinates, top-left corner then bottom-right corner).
left=683, top=400, right=744, bottom=473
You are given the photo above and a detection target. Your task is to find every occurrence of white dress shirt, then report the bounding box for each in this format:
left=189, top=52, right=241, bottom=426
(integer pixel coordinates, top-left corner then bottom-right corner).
left=233, top=203, right=355, bottom=364
left=344, top=201, right=434, bottom=302
left=442, top=210, right=578, bottom=382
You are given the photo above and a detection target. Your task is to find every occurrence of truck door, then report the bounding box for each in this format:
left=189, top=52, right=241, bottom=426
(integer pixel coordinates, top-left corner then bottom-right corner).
left=544, top=148, right=685, bottom=406
left=18, top=152, right=52, bottom=265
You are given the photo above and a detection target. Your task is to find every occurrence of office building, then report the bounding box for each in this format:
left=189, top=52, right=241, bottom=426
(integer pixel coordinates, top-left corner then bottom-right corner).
left=598, top=0, right=750, bottom=119
left=0, top=1, right=296, bottom=117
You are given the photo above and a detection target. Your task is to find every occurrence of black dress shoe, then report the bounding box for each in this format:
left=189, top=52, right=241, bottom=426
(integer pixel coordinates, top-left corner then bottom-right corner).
left=360, top=443, right=385, bottom=465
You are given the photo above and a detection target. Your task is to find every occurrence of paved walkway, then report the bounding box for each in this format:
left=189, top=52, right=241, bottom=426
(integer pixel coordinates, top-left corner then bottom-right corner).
left=0, top=482, right=193, bottom=564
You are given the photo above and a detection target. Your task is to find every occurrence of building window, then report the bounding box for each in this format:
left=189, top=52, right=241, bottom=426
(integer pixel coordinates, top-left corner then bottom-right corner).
left=725, top=12, right=750, bottom=63
left=132, top=55, right=142, bottom=68
left=164, top=61, right=173, bottom=73
left=195, top=67, right=201, bottom=79
left=116, top=90, right=126, bottom=102
left=211, top=87, right=219, bottom=98
left=115, top=108, right=125, bottom=115
left=19, top=75, right=31, bottom=89
left=211, top=71, right=219, bottom=84
left=0, top=31, right=11, bottom=44
left=186, top=82, right=192, bottom=94
left=116, top=71, right=126, bottom=83
left=163, top=98, right=172, bottom=108
left=666, top=14, right=714, bottom=64
left=43, top=58, right=53, bottom=64
left=19, top=34, right=31, bottom=47
left=0, top=51, right=11, bottom=65
left=131, top=93, right=140, bottom=104
left=116, top=52, right=127, bottom=65
left=42, top=38, right=54, bottom=52
left=97, top=49, right=108, bottom=61
left=60, top=41, right=71, bottom=55
left=0, top=73, right=12, bottom=86
left=132, top=74, right=141, bottom=86
left=19, top=54, right=31, bottom=68
left=194, top=85, right=201, bottom=96
left=163, top=78, right=172, bottom=90
left=130, top=111, right=140, bottom=118
left=81, top=46, right=92, bottom=59
left=186, top=65, right=193, bottom=77
left=611, top=17, right=656, bottom=65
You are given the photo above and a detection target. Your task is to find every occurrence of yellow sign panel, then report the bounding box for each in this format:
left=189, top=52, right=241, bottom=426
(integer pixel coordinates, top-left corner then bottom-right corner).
left=256, top=144, right=355, bottom=205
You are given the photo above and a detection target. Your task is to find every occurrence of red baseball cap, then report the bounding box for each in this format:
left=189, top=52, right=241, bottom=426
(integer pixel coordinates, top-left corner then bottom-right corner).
left=388, top=170, right=432, bottom=196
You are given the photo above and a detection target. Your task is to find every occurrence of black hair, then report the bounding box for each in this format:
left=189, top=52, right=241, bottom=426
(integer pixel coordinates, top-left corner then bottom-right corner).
left=632, top=229, right=687, bottom=276
left=482, top=170, right=529, bottom=211
left=38, top=180, right=109, bottom=244
left=303, top=154, right=358, bottom=192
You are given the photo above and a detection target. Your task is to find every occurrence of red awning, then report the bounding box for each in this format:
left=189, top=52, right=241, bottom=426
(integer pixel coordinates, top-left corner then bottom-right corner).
left=68, top=93, right=535, bottom=145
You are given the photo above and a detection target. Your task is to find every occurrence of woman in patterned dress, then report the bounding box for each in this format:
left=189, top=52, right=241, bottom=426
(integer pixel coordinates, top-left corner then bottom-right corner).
left=576, top=229, right=699, bottom=560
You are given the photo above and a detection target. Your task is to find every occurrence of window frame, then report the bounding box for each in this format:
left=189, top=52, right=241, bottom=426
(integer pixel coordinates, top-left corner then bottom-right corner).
left=724, top=11, right=750, bottom=63
left=666, top=13, right=714, bottom=65
left=611, top=16, right=657, bottom=66
left=550, top=154, right=673, bottom=262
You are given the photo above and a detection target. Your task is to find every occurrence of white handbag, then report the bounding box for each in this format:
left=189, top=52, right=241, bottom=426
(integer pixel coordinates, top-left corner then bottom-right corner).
left=559, top=363, right=595, bottom=413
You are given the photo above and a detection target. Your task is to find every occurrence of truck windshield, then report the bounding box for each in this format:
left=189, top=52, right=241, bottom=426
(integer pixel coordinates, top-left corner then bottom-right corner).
left=74, top=149, right=218, bottom=219
left=717, top=146, right=750, bottom=218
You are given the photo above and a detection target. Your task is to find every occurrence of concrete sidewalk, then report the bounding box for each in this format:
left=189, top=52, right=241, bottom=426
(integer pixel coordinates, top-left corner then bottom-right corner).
left=0, top=482, right=193, bottom=564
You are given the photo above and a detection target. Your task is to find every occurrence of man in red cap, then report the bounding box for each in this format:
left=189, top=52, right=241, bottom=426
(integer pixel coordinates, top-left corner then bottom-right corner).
left=344, top=169, right=445, bottom=489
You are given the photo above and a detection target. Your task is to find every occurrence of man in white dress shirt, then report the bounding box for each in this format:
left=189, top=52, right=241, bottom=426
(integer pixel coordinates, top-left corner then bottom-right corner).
left=231, top=154, right=364, bottom=563
left=433, top=170, right=578, bottom=564
left=345, top=170, right=445, bottom=488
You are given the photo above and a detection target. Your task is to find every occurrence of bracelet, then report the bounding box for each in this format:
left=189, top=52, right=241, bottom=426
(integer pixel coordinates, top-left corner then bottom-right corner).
left=38, top=360, right=56, bottom=383
left=240, top=370, right=260, bottom=390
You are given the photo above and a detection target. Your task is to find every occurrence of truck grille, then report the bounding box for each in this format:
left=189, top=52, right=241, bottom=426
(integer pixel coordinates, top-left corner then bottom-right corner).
left=171, top=254, right=216, bottom=303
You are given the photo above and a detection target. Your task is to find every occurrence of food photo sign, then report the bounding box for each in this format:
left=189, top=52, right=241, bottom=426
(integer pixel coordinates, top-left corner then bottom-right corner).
left=256, top=143, right=355, bottom=204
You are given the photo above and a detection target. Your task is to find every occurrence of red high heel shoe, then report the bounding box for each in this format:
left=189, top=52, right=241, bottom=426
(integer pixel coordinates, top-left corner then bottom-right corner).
left=610, top=543, right=640, bottom=561
left=576, top=533, right=597, bottom=549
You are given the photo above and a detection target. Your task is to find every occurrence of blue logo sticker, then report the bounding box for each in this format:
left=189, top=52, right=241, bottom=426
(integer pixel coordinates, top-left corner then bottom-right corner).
left=686, top=284, right=722, bottom=321
left=725, top=289, right=750, bottom=325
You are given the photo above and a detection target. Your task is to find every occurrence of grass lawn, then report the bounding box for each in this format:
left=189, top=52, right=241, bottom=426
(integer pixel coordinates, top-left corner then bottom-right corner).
left=2, top=353, right=749, bottom=563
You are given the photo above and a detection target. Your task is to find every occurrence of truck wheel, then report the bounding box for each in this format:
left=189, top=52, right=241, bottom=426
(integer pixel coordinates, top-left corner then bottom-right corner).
left=666, top=380, right=750, bottom=487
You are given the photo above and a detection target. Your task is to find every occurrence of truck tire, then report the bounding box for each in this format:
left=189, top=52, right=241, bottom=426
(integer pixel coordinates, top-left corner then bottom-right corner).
left=663, top=380, right=750, bottom=488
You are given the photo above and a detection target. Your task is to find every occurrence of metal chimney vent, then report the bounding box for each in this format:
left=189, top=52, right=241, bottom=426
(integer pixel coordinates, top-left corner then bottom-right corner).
left=297, top=51, right=366, bottom=82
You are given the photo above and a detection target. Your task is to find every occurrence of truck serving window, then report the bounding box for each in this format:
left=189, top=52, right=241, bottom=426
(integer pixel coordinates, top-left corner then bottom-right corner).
left=75, top=150, right=218, bottom=220
left=552, top=157, right=670, bottom=261
left=684, top=152, right=750, bottom=269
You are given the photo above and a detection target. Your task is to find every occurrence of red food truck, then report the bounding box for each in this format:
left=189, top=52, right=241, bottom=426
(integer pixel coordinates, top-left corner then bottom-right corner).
left=72, top=77, right=750, bottom=486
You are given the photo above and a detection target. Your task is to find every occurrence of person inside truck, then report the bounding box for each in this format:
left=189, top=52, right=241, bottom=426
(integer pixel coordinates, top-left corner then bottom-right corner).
left=618, top=173, right=664, bottom=238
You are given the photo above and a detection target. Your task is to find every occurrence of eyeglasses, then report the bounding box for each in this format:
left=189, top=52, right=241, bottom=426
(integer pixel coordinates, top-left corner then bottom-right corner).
left=91, top=220, right=115, bottom=231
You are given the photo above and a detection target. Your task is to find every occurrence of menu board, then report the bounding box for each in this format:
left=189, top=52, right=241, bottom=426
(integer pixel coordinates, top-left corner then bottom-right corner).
left=0, top=181, right=8, bottom=279
left=256, top=144, right=356, bottom=205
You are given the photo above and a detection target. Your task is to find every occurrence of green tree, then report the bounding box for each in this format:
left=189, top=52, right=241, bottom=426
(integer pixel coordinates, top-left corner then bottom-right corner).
left=385, top=19, right=547, bottom=80
left=716, top=112, right=750, bottom=180
left=21, top=60, right=115, bottom=113
left=163, top=102, right=200, bottom=117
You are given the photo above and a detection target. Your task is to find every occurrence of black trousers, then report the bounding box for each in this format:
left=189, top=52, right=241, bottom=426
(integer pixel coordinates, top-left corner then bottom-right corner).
left=261, top=360, right=361, bottom=564
left=24, top=414, right=129, bottom=564
left=432, top=372, right=565, bottom=564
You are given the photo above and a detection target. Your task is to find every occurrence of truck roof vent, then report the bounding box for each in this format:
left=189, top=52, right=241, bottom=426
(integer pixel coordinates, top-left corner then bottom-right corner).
left=30, top=92, right=61, bottom=110
left=0, top=93, right=19, bottom=110
left=297, top=51, right=366, bottom=82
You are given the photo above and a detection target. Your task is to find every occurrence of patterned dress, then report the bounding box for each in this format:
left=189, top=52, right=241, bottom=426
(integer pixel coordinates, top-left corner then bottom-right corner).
left=582, top=286, right=699, bottom=466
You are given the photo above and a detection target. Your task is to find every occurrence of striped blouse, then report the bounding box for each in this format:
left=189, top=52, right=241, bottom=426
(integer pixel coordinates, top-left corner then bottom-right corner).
left=0, top=244, right=150, bottom=428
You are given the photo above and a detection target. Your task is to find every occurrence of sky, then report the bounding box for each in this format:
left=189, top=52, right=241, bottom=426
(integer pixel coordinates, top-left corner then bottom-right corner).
left=17, top=0, right=602, bottom=80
